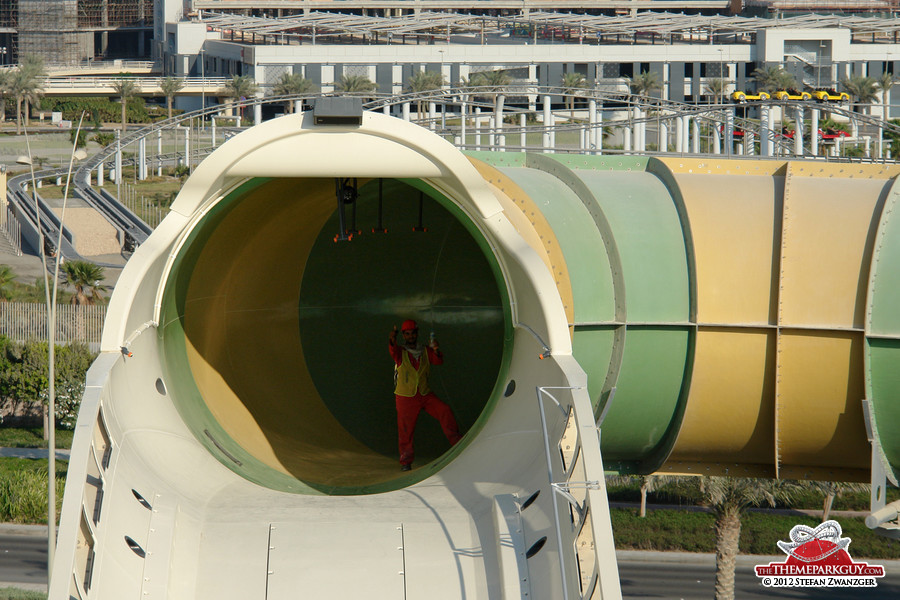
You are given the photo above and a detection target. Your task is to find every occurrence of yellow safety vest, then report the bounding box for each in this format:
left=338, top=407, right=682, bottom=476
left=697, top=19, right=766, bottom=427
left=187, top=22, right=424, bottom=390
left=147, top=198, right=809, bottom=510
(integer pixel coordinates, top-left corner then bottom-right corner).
left=394, top=349, right=431, bottom=397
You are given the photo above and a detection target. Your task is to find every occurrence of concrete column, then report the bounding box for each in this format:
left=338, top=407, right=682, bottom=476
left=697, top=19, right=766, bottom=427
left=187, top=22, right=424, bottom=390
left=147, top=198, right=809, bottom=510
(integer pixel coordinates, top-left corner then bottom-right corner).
left=402, top=102, right=410, bottom=121
left=211, top=119, right=216, bottom=149
left=683, top=116, right=691, bottom=153
left=760, top=105, right=771, bottom=157
left=157, top=130, right=162, bottom=176
left=745, top=130, right=755, bottom=156
left=596, top=106, right=603, bottom=154
left=253, top=101, right=262, bottom=125
left=115, top=131, right=122, bottom=185
left=488, top=115, right=495, bottom=149
left=691, top=117, right=700, bottom=154
left=631, top=106, right=645, bottom=152
left=659, top=121, right=668, bottom=153
left=495, top=95, right=505, bottom=150
left=474, top=107, right=482, bottom=151
left=589, top=99, right=597, bottom=152
left=549, top=112, right=556, bottom=150
left=542, top=96, right=551, bottom=152
left=675, top=116, right=684, bottom=153
left=794, top=106, right=804, bottom=156
left=725, top=108, right=734, bottom=156
left=810, top=108, right=819, bottom=156
left=97, top=162, right=104, bottom=184
left=623, top=126, right=632, bottom=152
left=184, top=126, right=190, bottom=169
left=520, top=113, right=526, bottom=150
left=428, top=101, right=436, bottom=130
left=460, top=100, right=467, bottom=148
left=712, top=124, right=720, bottom=154
left=138, top=137, right=146, bottom=180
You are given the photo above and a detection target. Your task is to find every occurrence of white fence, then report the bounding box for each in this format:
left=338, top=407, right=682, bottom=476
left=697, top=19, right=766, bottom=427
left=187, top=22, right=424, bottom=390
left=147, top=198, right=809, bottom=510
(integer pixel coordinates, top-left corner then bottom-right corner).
left=0, top=302, right=105, bottom=350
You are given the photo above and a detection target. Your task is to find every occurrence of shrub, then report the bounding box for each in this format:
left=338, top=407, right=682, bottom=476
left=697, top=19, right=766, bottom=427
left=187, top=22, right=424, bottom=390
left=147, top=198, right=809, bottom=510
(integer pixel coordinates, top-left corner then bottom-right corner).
left=92, top=132, right=116, bottom=147
left=0, top=461, right=64, bottom=523
left=40, top=95, right=150, bottom=124
left=69, top=128, right=87, bottom=149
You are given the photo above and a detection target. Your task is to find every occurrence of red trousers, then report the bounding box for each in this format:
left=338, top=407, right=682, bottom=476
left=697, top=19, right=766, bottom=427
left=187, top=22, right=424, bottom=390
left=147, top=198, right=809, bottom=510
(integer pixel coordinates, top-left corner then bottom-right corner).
left=396, top=392, right=461, bottom=466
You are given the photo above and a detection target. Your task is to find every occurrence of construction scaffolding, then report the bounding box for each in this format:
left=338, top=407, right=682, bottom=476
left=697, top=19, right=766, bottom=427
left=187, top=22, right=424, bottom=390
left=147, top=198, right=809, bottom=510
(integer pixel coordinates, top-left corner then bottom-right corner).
left=0, top=0, right=152, bottom=65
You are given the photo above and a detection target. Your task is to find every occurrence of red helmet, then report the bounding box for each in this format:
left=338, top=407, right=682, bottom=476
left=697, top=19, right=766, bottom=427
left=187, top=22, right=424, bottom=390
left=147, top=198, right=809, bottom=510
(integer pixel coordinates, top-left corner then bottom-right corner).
left=401, top=319, right=418, bottom=332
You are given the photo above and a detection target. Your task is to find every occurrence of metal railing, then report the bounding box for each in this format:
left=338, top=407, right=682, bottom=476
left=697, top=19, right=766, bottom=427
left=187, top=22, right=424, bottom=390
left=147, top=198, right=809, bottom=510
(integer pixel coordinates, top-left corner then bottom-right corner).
left=40, top=76, right=231, bottom=94
left=0, top=201, right=22, bottom=256
left=0, top=302, right=106, bottom=350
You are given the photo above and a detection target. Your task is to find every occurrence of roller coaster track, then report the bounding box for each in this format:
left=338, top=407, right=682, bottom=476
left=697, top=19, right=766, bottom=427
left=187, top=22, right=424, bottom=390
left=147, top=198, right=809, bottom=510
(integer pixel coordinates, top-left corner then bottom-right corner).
left=8, top=86, right=899, bottom=263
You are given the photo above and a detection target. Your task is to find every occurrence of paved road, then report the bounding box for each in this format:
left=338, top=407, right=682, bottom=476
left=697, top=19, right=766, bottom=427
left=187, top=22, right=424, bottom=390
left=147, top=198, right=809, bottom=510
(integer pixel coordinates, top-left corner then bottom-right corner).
left=0, top=531, right=49, bottom=592
left=1, top=534, right=898, bottom=596
left=618, top=559, right=900, bottom=599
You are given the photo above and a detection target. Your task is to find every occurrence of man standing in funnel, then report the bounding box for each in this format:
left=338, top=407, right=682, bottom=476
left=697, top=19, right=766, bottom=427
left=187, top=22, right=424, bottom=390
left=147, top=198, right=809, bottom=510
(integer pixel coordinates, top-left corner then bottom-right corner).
left=389, top=320, right=462, bottom=471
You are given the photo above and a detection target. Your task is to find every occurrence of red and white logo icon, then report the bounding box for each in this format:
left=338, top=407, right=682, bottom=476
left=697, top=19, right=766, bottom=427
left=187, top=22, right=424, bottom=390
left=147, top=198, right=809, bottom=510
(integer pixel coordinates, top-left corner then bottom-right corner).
left=755, top=520, right=885, bottom=588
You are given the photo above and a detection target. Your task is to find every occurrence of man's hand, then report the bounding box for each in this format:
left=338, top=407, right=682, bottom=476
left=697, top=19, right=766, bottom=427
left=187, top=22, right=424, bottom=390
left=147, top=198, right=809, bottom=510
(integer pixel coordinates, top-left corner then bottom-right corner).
left=429, top=337, right=439, bottom=350
left=390, top=325, right=398, bottom=345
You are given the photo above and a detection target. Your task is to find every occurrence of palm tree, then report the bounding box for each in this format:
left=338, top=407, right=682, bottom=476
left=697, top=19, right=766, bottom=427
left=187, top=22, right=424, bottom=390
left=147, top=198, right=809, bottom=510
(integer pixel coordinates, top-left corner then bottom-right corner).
left=406, top=70, right=444, bottom=121
left=626, top=70, right=662, bottom=98
left=878, top=71, right=895, bottom=120
left=752, top=66, right=796, bottom=95
left=841, top=74, right=879, bottom=139
left=637, top=474, right=674, bottom=517
left=61, top=261, right=106, bottom=306
left=0, top=69, right=10, bottom=128
left=335, top=74, right=378, bottom=94
left=112, top=78, right=139, bottom=132
left=705, top=78, right=730, bottom=104
left=11, top=55, right=46, bottom=134
left=159, top=76, right=185, bottom=120
left=841, top=74, right=879, bottom=110
left=271, top=72, right=316, bottom=114
left=803, top=481, right=869, bottom=521
left=470, top=69, right=512, bottom=94
left=560, top=71, right=587, bottom=119
left=697, top=477, right=797, bottom=600
left=224, top=75, right=259, bottom=121
left=469, top=69, right=512, bottom=118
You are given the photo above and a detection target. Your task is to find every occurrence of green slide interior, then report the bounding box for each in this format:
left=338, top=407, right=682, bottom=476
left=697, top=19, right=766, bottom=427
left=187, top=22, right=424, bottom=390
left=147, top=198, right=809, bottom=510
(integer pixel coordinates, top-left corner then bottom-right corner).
left=159, top=177, right=509, bottom=495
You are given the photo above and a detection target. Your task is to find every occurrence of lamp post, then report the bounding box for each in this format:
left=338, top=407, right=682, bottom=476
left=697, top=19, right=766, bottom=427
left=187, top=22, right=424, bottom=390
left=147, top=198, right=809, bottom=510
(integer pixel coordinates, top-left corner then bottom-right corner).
left=199, top=47, right=206, bottom=129
left=717, top=48, right=728, bottom=105
left=438, top=49, right=446, bottom=130
left=16, top=116, right=86, bottom=581
left=818, top=42, right=827, bottom=90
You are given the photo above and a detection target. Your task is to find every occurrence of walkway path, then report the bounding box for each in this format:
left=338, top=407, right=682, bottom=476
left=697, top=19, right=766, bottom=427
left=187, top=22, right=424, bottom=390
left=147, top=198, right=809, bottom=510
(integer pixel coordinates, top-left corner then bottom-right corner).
left=0, top=447, right=70, bottom=460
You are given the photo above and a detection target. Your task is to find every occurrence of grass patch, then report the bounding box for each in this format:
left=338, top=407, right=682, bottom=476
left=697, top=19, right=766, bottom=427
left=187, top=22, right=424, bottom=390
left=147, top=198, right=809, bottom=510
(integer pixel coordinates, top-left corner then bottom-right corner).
left=606, top=477, right=900, bottom=512
left=0, top=429, right=73, bottom=449
left=0, top=457, right=65, bottom=524
left=0, top=587, right=45, bottom=600
left=611, top=508, right=900, bottom=560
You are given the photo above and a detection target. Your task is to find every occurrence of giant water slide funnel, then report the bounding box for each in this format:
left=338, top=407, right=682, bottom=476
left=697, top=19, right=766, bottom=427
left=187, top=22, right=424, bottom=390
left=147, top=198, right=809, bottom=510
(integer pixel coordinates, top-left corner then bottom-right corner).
left=52, top=111, right=900, bottom=598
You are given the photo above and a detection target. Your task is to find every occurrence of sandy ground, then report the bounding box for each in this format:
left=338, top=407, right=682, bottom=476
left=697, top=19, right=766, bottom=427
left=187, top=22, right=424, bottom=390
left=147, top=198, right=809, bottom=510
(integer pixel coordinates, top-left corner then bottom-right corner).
left=50, top=207, right=123, bottom=257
